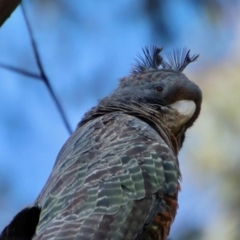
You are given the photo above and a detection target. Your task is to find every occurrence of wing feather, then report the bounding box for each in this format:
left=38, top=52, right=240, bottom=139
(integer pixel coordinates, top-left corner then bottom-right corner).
left=34, top=112, right=179, bottom=239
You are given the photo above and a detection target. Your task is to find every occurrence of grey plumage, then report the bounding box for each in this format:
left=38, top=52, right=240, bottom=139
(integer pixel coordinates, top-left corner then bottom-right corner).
left=0, top=46, right=202, bottom=240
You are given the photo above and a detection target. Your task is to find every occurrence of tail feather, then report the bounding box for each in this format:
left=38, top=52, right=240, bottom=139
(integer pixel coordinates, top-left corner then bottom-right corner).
left=0, top=206, right=41, bottom=240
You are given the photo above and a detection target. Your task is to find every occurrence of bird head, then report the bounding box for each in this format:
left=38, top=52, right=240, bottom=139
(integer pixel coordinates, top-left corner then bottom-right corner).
left=114, top=47, right=202, bottom=137
left=80, top=46, right=202, bottom=148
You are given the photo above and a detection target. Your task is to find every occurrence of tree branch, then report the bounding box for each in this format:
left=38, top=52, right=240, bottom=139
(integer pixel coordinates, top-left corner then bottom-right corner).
left=0, top=1, right=73, bottom=135
left=0, top=0, right=21, bottom=27
left=0, top=62, right=42, bottom=80
left=21, top=3, right=73, bottom=135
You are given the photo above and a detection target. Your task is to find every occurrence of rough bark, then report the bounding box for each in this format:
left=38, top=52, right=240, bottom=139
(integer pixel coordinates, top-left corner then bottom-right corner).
left=0, top=0, right=21, bottom=27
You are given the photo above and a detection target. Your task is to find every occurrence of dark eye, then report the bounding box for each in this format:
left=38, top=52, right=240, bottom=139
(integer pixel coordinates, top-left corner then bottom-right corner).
left=154, top=86, right=163, bottom=92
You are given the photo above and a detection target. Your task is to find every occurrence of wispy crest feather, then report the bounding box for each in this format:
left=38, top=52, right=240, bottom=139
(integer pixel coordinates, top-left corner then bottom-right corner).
left=132, top=46, right=199, bottom=74
left=132, top=46, right=163, bottom=74
left=161, top=48, right=199, bottom=72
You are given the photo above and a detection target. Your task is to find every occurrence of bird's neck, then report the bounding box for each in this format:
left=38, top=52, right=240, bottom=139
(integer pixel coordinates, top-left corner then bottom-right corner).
left=79, top=100, right=181, bottom=155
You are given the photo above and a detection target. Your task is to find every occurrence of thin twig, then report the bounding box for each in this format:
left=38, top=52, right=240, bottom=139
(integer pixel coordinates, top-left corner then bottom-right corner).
left=20, top=2, right=73, bottom=135
left=0, top=63, right=42, bottom=80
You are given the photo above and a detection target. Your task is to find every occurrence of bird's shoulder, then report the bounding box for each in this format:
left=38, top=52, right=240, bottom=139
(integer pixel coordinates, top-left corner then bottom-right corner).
left=35, top=112, right=179, bottom=239
left=37, top=112, right=179, bottom=205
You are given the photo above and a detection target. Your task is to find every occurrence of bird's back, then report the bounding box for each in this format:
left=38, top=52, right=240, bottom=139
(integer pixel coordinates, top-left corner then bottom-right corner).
left=34, top=112, right=179, bottom=240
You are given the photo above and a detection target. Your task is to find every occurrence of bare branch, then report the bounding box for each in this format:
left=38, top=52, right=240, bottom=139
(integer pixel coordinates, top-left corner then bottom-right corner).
left=0, top=0, right=21, bottom=27
left=0, top=62, right=42, bottom=80
left=20, top=2, right=73, bottom=135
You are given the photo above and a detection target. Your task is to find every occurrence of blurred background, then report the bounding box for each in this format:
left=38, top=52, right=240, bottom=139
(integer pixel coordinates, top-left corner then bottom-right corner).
left=0, top=0, right=240, bottom=239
